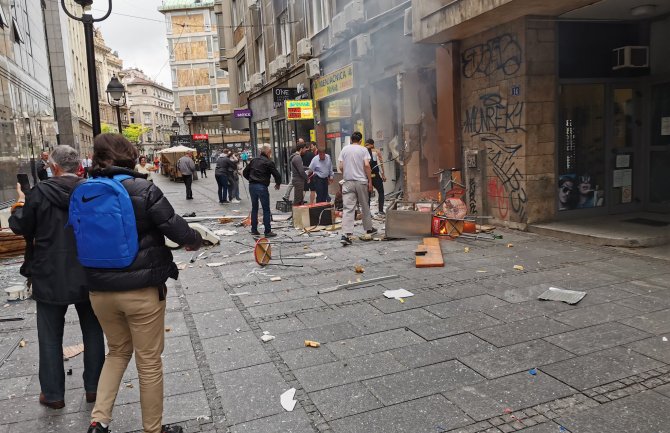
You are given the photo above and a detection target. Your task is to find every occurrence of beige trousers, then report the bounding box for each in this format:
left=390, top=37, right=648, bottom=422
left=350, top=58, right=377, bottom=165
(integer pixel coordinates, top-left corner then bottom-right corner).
left=90, top=286, right=166, bottom=433
left=342, top=180, right=373, bottom=234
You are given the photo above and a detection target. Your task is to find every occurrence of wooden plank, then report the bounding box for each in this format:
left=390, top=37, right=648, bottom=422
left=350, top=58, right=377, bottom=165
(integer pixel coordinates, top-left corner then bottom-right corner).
left=415, top=237, right=444, bottom=268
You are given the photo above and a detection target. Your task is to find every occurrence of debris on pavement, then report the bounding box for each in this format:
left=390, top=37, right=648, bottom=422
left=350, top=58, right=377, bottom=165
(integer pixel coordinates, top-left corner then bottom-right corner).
left=318, top=275, right=400, bottom=294
left=165, top=327, right=172, bottom=333
left=280, top=388, right=297, bottom=412
left=383, top=289, right=415, bottom=300
left=125, top=383, right=134, bottom=388
left=305, top=252, right=324, bottom=257
left=513, top=265, right=524, bottom=271
left=229, top=292, right=250, bottom=296
left=270, top=276, right=282, bottom=282
left=63, top=343, right=84, bottom=359
left=18, top=339, right=26, bottom=348
left=538, top=287, right=586, bottom=305
left=213, top=229, right=237, bottom=237
left=529, top=368, right=538, bottom=376
left=304, top=340, right=320, bottom=348
left=416, top=238, right=444, bottom=268
left=189, top=223, right=221, bottom=245
left=176, top=262, right=187, bottom=270
left=354, top=264, right=365, bottom=273
left=218, top=217, right=234, bottom=224
left=260, top=331, right=275, bottom=342
left=662, top=337, right=668, bottom=342
left=464, top=247, right=470, bottom=253
left=507, top=243, right=514, bottom=248
left=206, top=262, right=226, bottom=267
left=66, top=368, right=72, bottom=375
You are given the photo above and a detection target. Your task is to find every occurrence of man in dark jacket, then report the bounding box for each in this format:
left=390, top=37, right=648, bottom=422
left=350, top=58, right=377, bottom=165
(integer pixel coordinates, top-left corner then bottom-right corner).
left=9, top=145, right=105, bottom=410
left=243, top=144, right=281, bottom=237
left=290, top=142, right=308, bottom=206
left=214, top=150, right=236, bottom=204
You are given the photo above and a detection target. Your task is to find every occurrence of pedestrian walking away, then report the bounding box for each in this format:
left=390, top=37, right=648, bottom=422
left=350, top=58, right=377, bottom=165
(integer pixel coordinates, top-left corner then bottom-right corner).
left=365, top=139, right=386, bottom=215
left=241, top=149, right=249, bottom=167
left=198, top=153, right=208, bottom=178
left=215, top=149, right=236, bottom=204
left=177, top=151, right=196, bottom=200
left=338, top=131, right=376, bottom=246
left=74, top=133, right=202, bottom=433
left=9, top=145, right=105, bottom=411
left=308, top=149, right=334, bottom=203
left=290, top=141, right=309, bottom=205
left=243, top=144, right=281, bottom=238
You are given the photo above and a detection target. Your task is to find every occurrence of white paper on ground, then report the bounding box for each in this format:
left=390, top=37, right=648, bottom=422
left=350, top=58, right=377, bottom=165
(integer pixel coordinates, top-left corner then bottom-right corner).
left=260, top=334, right=275, bottom=342
left=305, top=252, right=324, bottom=257
left=206, top=262, right=226, bottom=267
left=383, top=289, right=415, bottom=300
left=213, top=229, right=237, bottom=236
left=280, top=388, right=297, bottom=411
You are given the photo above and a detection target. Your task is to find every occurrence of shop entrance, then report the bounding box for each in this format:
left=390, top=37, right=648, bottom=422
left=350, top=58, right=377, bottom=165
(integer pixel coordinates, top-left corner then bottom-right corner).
left=273, top=119, right=291, bottom=184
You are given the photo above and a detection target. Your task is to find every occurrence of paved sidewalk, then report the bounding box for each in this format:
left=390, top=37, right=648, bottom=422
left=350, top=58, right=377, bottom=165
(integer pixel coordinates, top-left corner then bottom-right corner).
left=1, top=170, right=669, bottom=433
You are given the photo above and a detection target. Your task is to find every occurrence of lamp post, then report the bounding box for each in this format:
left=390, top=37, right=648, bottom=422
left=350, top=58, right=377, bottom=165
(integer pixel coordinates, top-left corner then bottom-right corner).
left=60, top=0, right=113, bottom=137
left=171, top=119, right=180, bottom=146
left=106, top=74, right=126, bottom=133
left=183, top=106, right=193, bottom=135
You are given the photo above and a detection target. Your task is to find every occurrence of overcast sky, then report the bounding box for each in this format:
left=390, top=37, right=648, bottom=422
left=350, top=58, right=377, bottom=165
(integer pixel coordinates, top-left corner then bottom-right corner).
left=95, top=0, right=173, bottom=87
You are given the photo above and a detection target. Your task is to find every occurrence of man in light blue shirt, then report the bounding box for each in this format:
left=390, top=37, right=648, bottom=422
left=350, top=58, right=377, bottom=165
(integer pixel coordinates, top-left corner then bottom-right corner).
left=308, top=149, right=334, bottom=203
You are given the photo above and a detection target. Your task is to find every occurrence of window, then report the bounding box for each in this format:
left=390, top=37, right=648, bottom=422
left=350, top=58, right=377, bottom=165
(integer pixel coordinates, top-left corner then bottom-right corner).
left=141, top=88, right=147, bottom=95
left=218, top=90, right=229, bottom=104
left=237, top=59, right=248, bottom=93
left=256, top=36, right=265, bottom=74
left=232, top=0, right=245, bottom=28
left=143, top=112, right=152, bottom=124
left=306, top=0, right=328, bottom=36
left=277, top=10, right=291, bottom=56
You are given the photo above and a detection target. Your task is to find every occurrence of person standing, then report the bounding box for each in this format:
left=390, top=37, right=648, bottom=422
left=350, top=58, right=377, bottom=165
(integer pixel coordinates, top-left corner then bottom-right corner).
left=308, top=149, right=334, bottom=203
left=338, top=132, right=376, bottom=246
left=80, top=133, right=202, bottom=433
left=177, top=151, right=196, bottom=200
left=243, top=144, right=281, bottom=238
left=282, top=138, right=305, bottom=202
left=290, top=142, right=308, bottom=206
left=215, top=150, right=234, bottom=204
left=240, top=149, right=249, bottom=167
left=302, top=142, right=318, bottom=204
left=9, top=145, right=105, bottom=410
left=82, top=153, right=93, bottom=178
left=228, top=152, right=241, bottom=203
left=37, top=151, right=51, bottom=181
left=365, top=139, right=387, bottom=215
left=198, top=153, right=208, bottom=178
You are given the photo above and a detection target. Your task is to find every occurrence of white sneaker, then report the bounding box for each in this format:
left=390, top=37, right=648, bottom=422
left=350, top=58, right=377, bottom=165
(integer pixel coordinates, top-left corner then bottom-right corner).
left=231, top=199, right=241, bottom=204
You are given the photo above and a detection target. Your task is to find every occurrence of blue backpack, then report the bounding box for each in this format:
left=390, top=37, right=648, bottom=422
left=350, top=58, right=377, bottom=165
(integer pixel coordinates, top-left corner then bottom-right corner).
left=68, top=174, right=139, bottom=268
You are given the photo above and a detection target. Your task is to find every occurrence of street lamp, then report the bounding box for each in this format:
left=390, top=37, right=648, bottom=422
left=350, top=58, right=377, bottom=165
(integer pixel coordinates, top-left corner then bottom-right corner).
left=106, top=74, right=126, bottom=133
left=171, top=119, right=180, bottom=146
left=60, top=0, right=113, bottom=137
left=183, top=106, right=193, bottom=135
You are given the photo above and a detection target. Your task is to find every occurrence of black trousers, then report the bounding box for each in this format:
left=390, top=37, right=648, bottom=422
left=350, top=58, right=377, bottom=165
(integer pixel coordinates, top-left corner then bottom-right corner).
left=183, top=174, right=193, bottom=199
left=369, top=175, right=385, bottom=213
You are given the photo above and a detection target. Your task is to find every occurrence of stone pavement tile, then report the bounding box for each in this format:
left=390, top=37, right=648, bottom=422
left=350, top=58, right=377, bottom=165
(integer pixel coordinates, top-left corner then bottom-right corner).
left=409, top=313, right=502, bottom=341
left=609, top=280, right=668, bottom=295
left=318, top=284, right=386, bottom=305
left=350, top=308, right=441, bottom=334
left=293, top=352, right=406, bottom=392
left=510, top=423, right=566, bottom=433
left=280, top=345, right=338, bottom=370
left=462, top=340, right=574, bottom=379
left=369, top=289, right=452, bottom=313
left=229, top=407, right=315, bottom=433
left=247, top=298, right=327, bottom=318
left=5, top=410, right=91, bottom=433
left=544, top=322, right=653, bottom=355
left=115, top=369, right=203, bottom=405
left=642, top=273, right=670, bottom=289
left=0, top=391, right=85, bottom=424
left=326, top=328, right=424, bottom=359
left=259, top=317, right=306, bottom=335
left=271, top=322, right=363, bottom=352
left=473, top=316, right=574, bottom=347
left=434, top=282, right=491, bottom=300
left=309, top=382, right=383, bottom=421
left=541, top=346, right=664, bottom=391
left=486, top=283, right=553, bottom=304
left=164, top=311, right=189, bottom=337
left=202, top=331, right=271, bottom=374
left=621, top=308, right=670, bottom=334
left=185, top=291, right=236, bottom=313
left=193, top=309, right=251, bottom=339
left=446, top=371, right=576, bottom=421
left=656, top=384, right=670, bottom=398
left=425, top=295, right=510, bottom=319
left=164, top=335, right=195, bottom=354
left=556, top=391, right=670, bottom=433
left=626, top=333, right=670, bottom=363
left=328, top=394, right=473, bottom=433
left=614, top=294, right=670, bottom=312
left=553, top=303, right=639, bottom=328
left=571, top=286, right=637, bottom=307
left=275, top=286, right=321, bottom=302
left=238, top=292, right=282, bottom=307
left=213, top=363, right=288, bottom=425
left=363, top=360, right=483, bottom=405
left=297, top=304, right=380, bottom=328
left=389, top=334, right=496, bottom=369
left=486, top=300, right=574, bottom=322
left=0, top=376, right=31, bottom=400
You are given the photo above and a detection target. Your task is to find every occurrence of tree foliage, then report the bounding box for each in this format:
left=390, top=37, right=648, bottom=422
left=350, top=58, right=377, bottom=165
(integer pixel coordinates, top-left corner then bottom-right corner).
left=122, top=124, right=150, bottom=144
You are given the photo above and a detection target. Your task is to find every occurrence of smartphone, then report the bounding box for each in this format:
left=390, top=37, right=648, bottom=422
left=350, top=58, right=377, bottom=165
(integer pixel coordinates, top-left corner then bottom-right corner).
left=17, top=173, right=31, bottom=195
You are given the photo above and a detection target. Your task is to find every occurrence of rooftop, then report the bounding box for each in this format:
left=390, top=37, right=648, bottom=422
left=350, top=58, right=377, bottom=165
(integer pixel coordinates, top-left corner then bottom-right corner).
left=158, top=0, right=215, bottom=12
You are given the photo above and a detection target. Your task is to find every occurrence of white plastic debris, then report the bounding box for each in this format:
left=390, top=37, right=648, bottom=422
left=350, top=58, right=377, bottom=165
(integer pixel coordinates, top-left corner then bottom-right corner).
left=280, top=388, right=297, bottom=412
left=229, top=292, right=250, bottom=296
left=270, top=277, right=282, bottom=282
left=383, top=289, right=415, bottom=300
left=538, top=287, right=586, bottom=305
left=206, top=262, right=226, bottom=267
left=663, top=337, right=668, bottom=342
left=213, top=229, right=237, bottom=236
left=260, top=331, right=275, bottom=342
left=305, top=252, right=324, bottom=257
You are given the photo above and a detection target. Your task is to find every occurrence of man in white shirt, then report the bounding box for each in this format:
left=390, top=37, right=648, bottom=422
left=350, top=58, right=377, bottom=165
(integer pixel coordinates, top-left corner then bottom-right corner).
left=81, top=153, right=92, bottom=178
left=337, top=131, right=376, bottom=246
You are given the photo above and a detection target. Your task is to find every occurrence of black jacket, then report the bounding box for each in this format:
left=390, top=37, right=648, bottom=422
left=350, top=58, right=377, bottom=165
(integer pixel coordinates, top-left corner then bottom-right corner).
left=243, top=154, right=282, bottom=186
left=9, top=175, right=89, bottom=305
left=83, top=167, right=202, bottom=292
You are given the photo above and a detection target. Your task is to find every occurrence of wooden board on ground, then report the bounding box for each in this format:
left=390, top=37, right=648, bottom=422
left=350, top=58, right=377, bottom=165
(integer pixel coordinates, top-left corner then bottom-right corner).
left=476, top=224, right=496, bottom=233
left=415, top=238, right=444, bottom=268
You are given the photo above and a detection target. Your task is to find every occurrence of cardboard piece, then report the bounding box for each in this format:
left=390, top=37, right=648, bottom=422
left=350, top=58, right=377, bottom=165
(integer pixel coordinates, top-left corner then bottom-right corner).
left=415, top=238, right=444, bottom=268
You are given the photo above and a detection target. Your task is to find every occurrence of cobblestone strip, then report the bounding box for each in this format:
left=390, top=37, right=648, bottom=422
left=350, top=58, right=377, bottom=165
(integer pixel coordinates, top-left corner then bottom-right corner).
left=174, top=280, right=231, bottom=433
left=447, top=366, right=670, bottom=433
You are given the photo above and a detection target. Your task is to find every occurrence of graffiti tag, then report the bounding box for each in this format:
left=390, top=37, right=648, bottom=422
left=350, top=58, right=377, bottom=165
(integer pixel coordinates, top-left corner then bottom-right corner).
left=463, top=93, right=525, bottom=136
left=462, top=33, right=522, bottom=79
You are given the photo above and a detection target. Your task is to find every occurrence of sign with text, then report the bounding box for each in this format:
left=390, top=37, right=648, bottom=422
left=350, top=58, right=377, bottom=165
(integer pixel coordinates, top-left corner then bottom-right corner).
left=192, top=134, right=209, bottom=140
left=286, top=100, right=314, bottom=120
left=273, top=88, right=296, bottom=109
left=313, top=64, right=354, bottom=101
left=234, top=109, right=252, bottom=118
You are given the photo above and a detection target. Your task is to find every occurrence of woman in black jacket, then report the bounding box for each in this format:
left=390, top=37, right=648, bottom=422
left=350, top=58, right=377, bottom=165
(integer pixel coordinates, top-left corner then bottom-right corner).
left=82, top=134, right=202, bottom=433
left=10, top=145, right=105, bottom=410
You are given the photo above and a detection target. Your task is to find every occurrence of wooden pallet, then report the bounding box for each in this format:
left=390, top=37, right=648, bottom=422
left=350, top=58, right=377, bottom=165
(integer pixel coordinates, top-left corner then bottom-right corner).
left=415, top=238, right=444, bottom=268
left=0, top=231, right=25, bottom=259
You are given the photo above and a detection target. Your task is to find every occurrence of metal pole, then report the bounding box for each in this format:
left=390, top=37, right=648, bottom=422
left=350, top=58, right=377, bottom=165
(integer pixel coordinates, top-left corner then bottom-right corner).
left=83, top=15, right=101, bottom=136
left=27, top=119, right=37, bottom=184
left=115, top=105, right=122, bottom=133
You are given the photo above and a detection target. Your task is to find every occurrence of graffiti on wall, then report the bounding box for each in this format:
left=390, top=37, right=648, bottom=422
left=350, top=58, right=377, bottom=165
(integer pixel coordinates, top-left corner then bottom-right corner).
left=484, top=135, right=527, bottom=221
left=462, top=33, right=522, bottom=79
left=463, top=93, right=524, bottom=135
left=468, top=177, right=478, bottom=215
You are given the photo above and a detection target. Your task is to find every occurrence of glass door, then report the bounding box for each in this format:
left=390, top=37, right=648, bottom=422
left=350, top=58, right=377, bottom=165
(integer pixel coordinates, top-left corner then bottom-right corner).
left=648, top=82, right=670, bottom=211
left=273, top=119, right=290, bottom=184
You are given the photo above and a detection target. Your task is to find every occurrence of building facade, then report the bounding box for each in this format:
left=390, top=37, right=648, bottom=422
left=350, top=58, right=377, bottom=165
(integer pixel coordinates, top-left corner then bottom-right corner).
left=413, top=0, right=670, bottom=227
left=94, top=27, right=128, bottom=134
left=0, top=0, right=57, bottom=203
left=122, top=68, right=177, bottom=157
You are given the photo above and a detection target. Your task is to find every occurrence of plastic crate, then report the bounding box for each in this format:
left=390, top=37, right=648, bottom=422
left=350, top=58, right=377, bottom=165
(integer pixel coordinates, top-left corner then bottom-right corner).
left=276, top=200, right=292, bottom=213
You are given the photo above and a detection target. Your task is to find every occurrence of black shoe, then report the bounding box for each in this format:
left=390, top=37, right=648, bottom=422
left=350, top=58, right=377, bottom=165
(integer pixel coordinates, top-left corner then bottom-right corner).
left=162, top=425, right=183, bottom=433
left=221, top=201, right=229, bottom=204
left=341, top=235, right=353, bottom=246
left=186, top=197, right=193, bottom=200
left=87, top=422, right=108, bottom=433
left=250, top=230, right=261, bottom=236
left=264, top=232, right=278, bottom=238
left=377, top=211, right=386, bottom=216
left=367, top=228, right=378, bottom=235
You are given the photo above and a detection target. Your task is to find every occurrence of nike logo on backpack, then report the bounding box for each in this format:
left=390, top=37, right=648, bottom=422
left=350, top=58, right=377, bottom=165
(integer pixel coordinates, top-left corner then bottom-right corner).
left=82, top=194, right=104, bottom=203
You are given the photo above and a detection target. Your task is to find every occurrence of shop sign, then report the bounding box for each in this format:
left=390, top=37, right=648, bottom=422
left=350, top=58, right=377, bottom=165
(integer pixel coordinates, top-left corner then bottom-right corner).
left=273, top=88, right=296, bottom=109
left=286, top=100, right=314, bottom=120
left=234, top=109, right=252, bottom=118
left=192, top=134, right=209, bottom=140
left=314, top=64, right=354, bottom=101
left=310, top=129, right=316, bottom=142
left=326, top=132, right=341, bottom=139
left=171, top=135, right=193, bottom=147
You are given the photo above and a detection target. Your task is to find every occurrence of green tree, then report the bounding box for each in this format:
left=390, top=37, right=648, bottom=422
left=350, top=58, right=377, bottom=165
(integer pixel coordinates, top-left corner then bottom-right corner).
left=101, top=123, right=116, bottom=134
left=122, top=123, right=150, bottom=144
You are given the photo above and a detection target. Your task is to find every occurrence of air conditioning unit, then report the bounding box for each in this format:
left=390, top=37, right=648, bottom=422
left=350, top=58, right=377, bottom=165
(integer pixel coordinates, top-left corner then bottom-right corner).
left=297, top=38, right=312, bottom=59
left=612, top=46, right=649, bottom=70
left=344, top=0, right=365, bottom=29
left=330, top=12, right=347, bottom=42
left=403, top=7, right=412, bottom=36
left=275, top=54, right=289, bottom=73
left=306, top=58, right=320, bottom=79
left=350, top=33, right=371, bottom=60
left=247, top=0, right=259, bottom=10
left=250, top=72, right=263, bottom=89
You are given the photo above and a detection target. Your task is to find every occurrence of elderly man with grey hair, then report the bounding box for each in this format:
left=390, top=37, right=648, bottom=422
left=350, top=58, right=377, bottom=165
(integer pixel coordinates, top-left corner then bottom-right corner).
left=9, top=145, right=105, bottom=410
left=242, top=144, right=282, bottom=237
